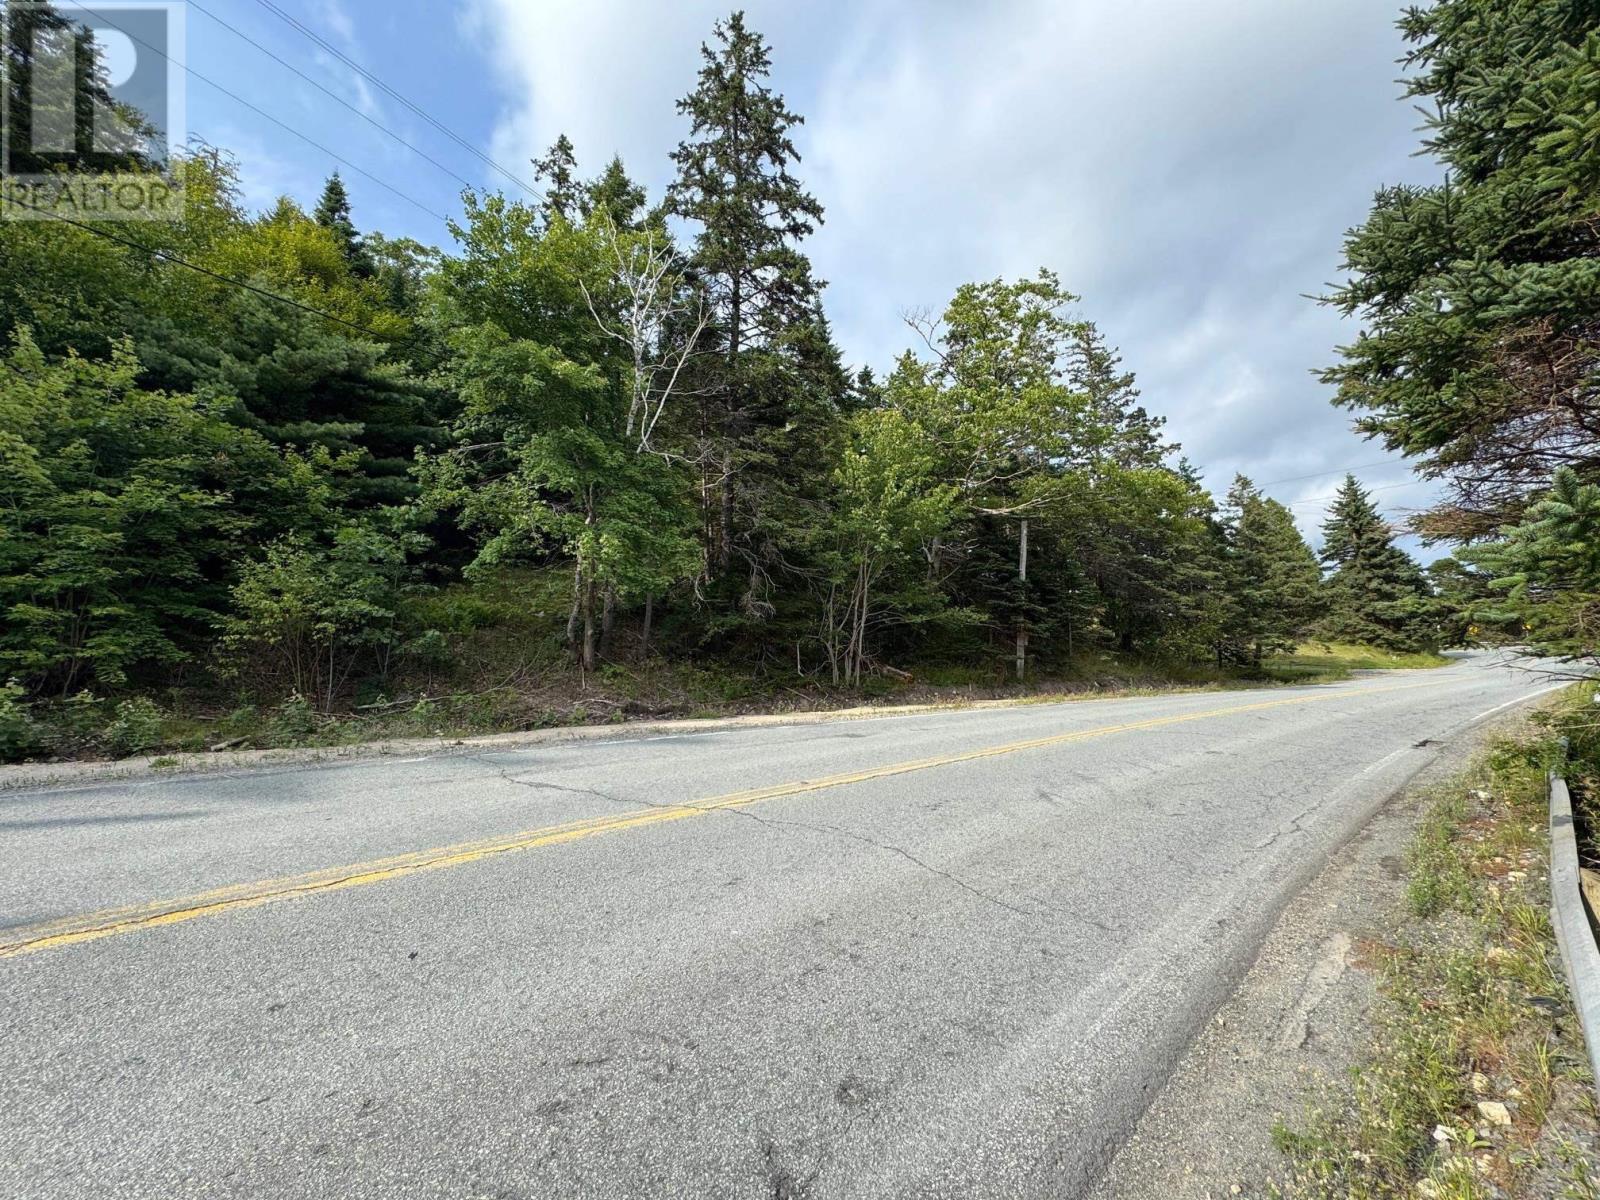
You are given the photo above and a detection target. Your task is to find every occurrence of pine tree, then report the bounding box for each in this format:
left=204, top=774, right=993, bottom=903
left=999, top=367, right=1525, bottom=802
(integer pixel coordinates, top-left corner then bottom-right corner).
left=1324, top=1, right=1600, bottom=538
left=1063, top=323, right=1171, bottom=470
left=1319, top=475, right=1435, bottom=651
left=583, top=155, right=648, bottom=230
left=1223, top=476, right=1321, bottom=663
left=1465, top=468, right=1600, bottom=658
left=313, top=172, right=374, bottom=278
left=533, top=134, right=581, bottom=223
left=667, top=11, right=827, bottom=578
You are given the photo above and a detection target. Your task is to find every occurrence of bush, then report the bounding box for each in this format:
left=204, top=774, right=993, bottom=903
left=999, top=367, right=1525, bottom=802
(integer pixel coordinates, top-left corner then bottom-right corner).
left=268, top=693, right=318, bottom=745
left=103, top=697, right=165, bottom=757
left=0, top=680, right=41, bottom=763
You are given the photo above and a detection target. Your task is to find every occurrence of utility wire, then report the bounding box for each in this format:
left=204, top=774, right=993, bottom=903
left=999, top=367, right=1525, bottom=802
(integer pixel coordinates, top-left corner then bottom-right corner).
left=69, top=3, right=450, bottom=223
left=1283, top=478, right=1431, bottom=509
left=1256, top=458, right=1402, bottom=488
left=251, top=0, right=543, bottom=201
left=4, top=195, right=386, bottom=337
left=187, top=0, right=478, bottom=196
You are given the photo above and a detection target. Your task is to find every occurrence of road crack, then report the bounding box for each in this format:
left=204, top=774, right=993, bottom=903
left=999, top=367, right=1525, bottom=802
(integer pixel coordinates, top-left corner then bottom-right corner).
left=713, top=804, right=1052, bottom=922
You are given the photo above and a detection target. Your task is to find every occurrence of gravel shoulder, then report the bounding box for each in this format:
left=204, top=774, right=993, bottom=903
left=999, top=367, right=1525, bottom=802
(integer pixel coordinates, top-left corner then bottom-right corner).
left=1088, top=708, right=1538, bottom=1199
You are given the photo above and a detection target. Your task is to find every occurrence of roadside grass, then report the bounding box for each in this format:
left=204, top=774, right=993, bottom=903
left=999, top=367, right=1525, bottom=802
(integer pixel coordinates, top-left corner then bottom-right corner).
left=1261, top=641, right=1453, bottom=685
left=1270, top=690, right=1600, bottom=1200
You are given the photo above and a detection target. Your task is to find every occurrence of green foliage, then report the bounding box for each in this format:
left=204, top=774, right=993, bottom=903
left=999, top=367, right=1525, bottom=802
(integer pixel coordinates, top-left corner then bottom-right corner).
left=0, top=327, right=283, bottom=693
left=1221, top=476, right=1323, bottom=662
left=0, top=680, right=41, bottom=763
left=1324, top=0, right=1600, bottom=539
left=267, top=693, right=318, bottom=745
left=812, top=407, right=958, bottom=684
left=0, top=5, right=1458, bottom=764
left=1465, top=467, right=1600, bottom=658
left=312, top=172, right=375, bottom=278
left=103, top=697, right=164, bottom=758
left=1317, top=476, right=1439, bottom=653
left=221, top=515, right=423, bottom=711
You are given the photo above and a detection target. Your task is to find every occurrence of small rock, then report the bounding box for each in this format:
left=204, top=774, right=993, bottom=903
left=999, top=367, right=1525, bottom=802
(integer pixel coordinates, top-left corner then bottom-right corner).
left=1477, top=1100, right=1512, bottom=1127
left=1432, top=1124, right=1455, bottom=1143
left=1418, top=1180, right=1441, bottom=1199
left=1470, top=1072, right=1490, bottom=1094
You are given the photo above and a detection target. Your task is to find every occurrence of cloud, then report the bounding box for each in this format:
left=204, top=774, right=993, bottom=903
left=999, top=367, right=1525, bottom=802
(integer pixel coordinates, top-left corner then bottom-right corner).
left=464, top=0, right=1444, bottom=545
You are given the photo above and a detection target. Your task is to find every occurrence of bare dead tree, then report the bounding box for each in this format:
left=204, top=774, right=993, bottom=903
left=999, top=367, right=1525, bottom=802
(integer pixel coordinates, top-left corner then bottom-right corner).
left=581, top=216, right=710, bottom=455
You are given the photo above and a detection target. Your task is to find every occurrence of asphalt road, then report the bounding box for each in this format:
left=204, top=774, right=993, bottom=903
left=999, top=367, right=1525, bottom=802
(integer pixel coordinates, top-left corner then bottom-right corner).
left=0, top=652, right=1564, bottom=1199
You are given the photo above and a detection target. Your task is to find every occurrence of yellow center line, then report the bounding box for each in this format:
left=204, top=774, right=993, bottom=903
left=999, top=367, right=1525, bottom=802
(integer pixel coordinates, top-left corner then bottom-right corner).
left=0, top=677, right=1444, bottom=959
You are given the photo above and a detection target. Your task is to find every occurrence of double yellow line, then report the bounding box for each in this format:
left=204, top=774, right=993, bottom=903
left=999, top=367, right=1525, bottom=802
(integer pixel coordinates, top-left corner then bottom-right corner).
left=0, top=678, right=1441, bottom=959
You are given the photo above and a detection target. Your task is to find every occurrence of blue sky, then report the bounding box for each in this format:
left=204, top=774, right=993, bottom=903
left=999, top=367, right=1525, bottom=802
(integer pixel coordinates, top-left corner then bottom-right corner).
left=165, top=0, right=1442, bottom=551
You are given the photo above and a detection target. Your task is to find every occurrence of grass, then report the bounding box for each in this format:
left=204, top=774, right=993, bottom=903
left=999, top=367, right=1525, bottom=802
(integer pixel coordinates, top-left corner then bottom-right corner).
left=1269, top=691, right=1600, bottom=1199
left=1262, top=641, right=1453, bottom=684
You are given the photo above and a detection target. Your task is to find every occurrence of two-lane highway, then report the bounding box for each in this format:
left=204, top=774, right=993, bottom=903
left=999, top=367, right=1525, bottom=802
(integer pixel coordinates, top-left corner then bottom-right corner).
left=0, top=652, right=1562, bottom=1198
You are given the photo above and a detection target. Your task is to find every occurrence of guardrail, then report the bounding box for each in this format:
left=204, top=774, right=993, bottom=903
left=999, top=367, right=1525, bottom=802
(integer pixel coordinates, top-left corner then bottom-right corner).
left=1549, top=748, right=1600, bottom=1093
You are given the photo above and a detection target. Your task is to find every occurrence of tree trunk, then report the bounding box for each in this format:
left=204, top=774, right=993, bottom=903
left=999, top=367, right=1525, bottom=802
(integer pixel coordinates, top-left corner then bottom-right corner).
left=718, top=449, right=734, bottom=571
left=1015, top=519, right=1029, bottom=681
left=581, top=576, right=597, bottom=673
left=641, top=594, right=654, bottom=655
left=565, top=560, right=582, bottom=645
left=600, top=586, right=616, bottom=656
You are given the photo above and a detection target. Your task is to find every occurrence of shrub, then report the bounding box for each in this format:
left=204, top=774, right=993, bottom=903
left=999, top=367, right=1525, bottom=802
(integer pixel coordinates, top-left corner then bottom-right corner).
left=0, top=680, right=41, bottom=763
left=268, top=693, right=318, bottom=745
left=103, top=697, right=165, bottom=757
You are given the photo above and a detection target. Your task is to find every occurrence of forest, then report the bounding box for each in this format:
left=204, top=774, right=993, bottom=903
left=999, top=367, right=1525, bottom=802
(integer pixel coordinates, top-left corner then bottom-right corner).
left=0, top=7, right=1509, bottom=762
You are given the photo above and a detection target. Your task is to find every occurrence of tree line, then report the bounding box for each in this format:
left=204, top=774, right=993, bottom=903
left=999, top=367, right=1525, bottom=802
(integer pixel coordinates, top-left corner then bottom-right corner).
left=0, top=8, right=1467, bottom=755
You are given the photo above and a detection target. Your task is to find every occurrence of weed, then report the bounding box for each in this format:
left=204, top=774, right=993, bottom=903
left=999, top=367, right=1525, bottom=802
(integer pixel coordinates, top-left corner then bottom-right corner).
left=1271, top=701, right=1600, bottom=1197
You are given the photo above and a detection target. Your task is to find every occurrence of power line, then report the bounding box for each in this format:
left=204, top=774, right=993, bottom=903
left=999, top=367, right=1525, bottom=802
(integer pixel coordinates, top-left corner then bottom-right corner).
left=70, top=3, right=450, bottom=224
left=1256, top=458, right=1402, bottom=488
left=5, top=195, right=385, bottom=337
left=1283, top=478, right=1432, bottom=509
left=251, top=0, right=543, bottom=201
left=187, top=0, right=477, bottom=196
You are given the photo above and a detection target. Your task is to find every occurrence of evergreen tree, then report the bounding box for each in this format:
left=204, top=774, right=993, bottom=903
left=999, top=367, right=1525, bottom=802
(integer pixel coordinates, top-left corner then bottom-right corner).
left=1063, top=323, right=1171, bottom=470
left=533, top=133, right=581, bottom=224
left=583, top=155, right=649, bottom=231
left=1222, top=476, right=1321, bottom=663
left=667, top=11, right=827, bottom=578
left=1324, top=1, right=1600, bottom=538
left=313, top=172, right=375, bottom=278
left=1318, top=476, right=1436, bottom=651
left=1464, top=468, right=1600, bottom=659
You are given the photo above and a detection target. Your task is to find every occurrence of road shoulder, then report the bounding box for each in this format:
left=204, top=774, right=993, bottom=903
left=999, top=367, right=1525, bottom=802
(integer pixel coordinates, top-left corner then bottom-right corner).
left=1088, top=706, right=1557, bottom=1199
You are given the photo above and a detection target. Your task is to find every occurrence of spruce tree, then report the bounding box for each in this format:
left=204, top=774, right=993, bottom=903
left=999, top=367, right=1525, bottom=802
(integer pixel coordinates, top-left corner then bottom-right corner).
left=583, top=155, right=648, bottom=230
left=1063, top=323, right=1171, bottom=470
left=1319, top=475, right=1435, bottom=651
left=667, top=11, right=827, bottom=578
left=1223, top=476, right=1321, bottom=663
left=313, top=172, right=374, bottom=278
left=1324, top=1, right=1600, bottom=537
left=533, top=134, right=581, bottom=223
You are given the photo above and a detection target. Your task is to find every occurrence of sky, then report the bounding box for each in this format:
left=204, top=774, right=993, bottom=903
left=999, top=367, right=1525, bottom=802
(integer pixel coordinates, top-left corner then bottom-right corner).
left=158, top=0, right=1443, bottom=551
